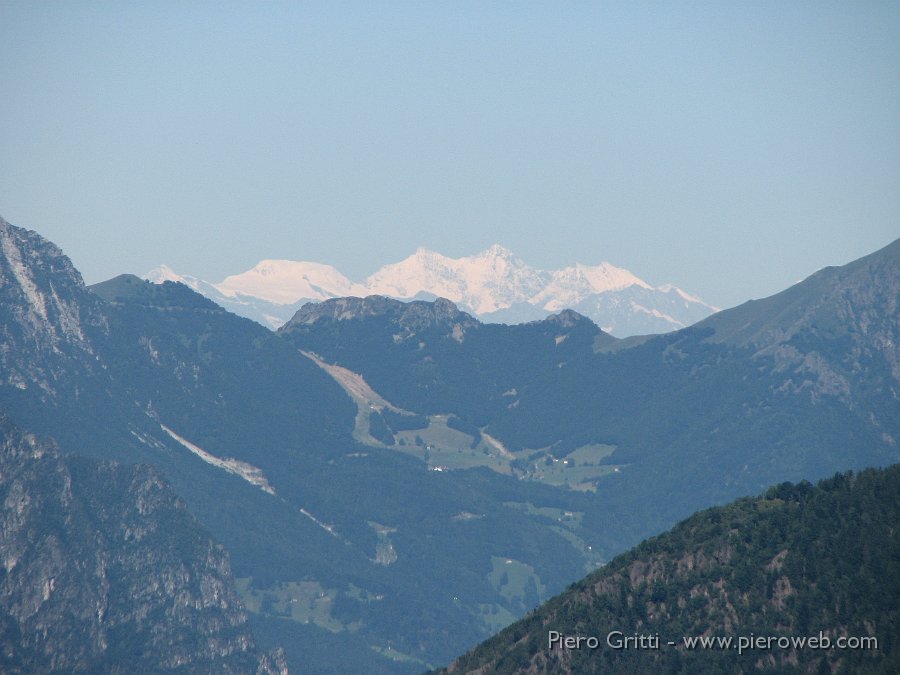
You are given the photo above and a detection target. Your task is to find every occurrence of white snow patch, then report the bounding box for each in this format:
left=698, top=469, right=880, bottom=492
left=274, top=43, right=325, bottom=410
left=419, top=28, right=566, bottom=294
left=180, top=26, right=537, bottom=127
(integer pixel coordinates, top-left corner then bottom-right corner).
left=629, top=302, right=686, bottom=328
left=658, top=284, right=719, bottom=310
left=143, top=265, right=208, bottom=295
left=364, top=245, right=546, bottom=315
left=160, top=424, right=276, bottom=495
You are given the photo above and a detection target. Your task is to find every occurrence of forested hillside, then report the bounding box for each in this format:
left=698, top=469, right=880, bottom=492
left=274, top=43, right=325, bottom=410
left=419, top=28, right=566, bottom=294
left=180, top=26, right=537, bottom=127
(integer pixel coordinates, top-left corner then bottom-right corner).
left=444, top=465, right=900, bottom=674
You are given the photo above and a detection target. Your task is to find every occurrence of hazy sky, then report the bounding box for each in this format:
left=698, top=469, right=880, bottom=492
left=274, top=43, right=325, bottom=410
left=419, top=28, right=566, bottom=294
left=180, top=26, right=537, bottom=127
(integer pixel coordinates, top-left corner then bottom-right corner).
left=1, top=2, right=897, bottom=309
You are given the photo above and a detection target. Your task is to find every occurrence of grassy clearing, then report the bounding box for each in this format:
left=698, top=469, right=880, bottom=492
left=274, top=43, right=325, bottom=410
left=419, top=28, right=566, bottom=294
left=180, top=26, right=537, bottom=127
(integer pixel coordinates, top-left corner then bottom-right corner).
left=550, top=526, right=606, bottom=572
left=236, top=579, right=344, bottom=631
left=502, top=502, right=584, bottom=527
left=235, top=578, right=362, bottom=633
left=301, top=350, right=410, bottom=445
left=394, top=418, right=623, bottom=491
left=368, top=521, right=398, bottom=565
left=371, top=645, right=429, bottom=666
left=393, top=415, right=513, bottom=474
left=520, top=443, right=620, bottom=491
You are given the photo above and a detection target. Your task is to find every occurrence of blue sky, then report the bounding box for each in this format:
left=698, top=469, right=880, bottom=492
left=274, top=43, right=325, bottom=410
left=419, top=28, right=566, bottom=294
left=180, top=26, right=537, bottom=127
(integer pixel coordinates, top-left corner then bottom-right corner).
left=1, top=1, right=897, bottom=309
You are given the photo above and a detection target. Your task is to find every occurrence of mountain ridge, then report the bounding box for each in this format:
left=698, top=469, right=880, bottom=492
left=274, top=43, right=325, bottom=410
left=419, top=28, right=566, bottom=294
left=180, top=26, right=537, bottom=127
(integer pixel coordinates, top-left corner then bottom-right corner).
left=146, top=244, right=717, bottom=336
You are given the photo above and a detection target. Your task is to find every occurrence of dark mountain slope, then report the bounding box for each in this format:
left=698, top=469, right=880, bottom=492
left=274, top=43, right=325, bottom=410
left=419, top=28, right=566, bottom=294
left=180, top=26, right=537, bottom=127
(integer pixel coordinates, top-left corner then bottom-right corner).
left=0, top=417, right=285, bottom=674
left=699, top=238, right=899, bottom=355
left=84, top=276, right=604, bottom=669
left=284, top=241, right=899, bottom=552
left=444, top=464, right=900, bottom=674
left=698, top=238, right=899, bottom=442
left=281, top=296, right=607, bottom=425
left=490, top=325, right=895, bottom=546
left=90, top=273, right=357, bottom=470
left=490, top=240, right=899, bottom=538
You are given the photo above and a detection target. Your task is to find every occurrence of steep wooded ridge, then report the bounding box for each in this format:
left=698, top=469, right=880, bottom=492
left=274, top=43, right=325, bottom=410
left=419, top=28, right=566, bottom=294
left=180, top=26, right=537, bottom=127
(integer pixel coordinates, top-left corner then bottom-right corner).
left=441, top=465, right=900, bottom=674
left=0, top=417, right=285, bottom=674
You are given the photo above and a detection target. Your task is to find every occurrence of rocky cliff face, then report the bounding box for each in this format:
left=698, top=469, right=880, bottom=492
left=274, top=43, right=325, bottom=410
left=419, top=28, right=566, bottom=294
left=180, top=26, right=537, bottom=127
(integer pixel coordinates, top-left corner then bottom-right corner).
left=0, top=216, right=105, bottom=394
left=0, top=418, right=286, bottom=674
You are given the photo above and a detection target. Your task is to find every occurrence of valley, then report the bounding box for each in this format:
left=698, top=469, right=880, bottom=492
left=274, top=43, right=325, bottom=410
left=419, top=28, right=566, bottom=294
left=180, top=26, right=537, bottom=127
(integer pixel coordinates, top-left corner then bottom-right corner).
left=304, top=346, right=622, bottom=489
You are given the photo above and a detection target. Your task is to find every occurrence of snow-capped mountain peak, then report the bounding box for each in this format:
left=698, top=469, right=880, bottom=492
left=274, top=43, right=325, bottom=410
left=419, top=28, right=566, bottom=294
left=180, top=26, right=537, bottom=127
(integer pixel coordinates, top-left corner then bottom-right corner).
left=363, top=248, right=456, bottom=301
left=575, top=261, right=650, bottom=293
left=529, top=261, right=648, bottom=311
left=216, top=260, right=358, bottom=304
left=143, top=245, right=718, bottom=336
left=363, top=245, right=544, bottom=314
left=474, top=243, right=518, bottom=259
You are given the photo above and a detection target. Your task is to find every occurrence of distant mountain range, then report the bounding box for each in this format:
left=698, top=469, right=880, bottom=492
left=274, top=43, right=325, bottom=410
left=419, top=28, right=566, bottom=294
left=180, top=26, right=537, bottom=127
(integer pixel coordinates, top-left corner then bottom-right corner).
left=146, top=245, right=717, bottom=336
